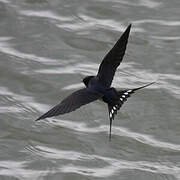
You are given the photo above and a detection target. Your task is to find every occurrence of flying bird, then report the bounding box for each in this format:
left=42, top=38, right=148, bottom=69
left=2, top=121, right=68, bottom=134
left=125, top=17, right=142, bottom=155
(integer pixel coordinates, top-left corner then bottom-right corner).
left=36, top=24, right=154, bottom=140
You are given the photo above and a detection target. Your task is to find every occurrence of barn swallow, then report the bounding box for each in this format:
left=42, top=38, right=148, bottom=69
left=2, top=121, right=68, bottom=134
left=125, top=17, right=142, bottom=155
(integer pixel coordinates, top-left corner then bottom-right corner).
left=36, top=24, right=154, bottom=140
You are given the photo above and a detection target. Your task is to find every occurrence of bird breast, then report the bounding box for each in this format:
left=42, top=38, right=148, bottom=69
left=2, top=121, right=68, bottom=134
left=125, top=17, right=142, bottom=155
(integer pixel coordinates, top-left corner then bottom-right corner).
left=88, top=77, right=108, bottom=93
left=102, top=88, right=119, bottom=104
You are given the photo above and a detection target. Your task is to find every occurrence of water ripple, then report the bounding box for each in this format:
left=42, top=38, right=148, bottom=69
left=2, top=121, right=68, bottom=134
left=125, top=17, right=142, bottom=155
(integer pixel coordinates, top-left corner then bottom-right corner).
left=61, top=83, right=84, bottom=90
left=0, top=160, right=47, bottom=179
left=138, top=0, right=161, bottom=8
left=61, top=161, right=180, bottom=178
left=48, top=119, right=180, bottom=152
left=35, top=62, right=98, bottom=76
left=0, top=86, right=48, bottom=114
left=0, top=37, right=59, bottom=65
left=58, top=14, right=143, bottom=32
left=134, top=19, right=180, bottom=26
left=99, top=0, right=161, bottom=8
left=59, top=16, right=124, bottom=32
left=19, top=10, right=74, bottom=22
left=0, top=0, right=9, bottom=3
left=26, top=145, right=180, bottom=178
left=151, top=36, right=180, bottom=41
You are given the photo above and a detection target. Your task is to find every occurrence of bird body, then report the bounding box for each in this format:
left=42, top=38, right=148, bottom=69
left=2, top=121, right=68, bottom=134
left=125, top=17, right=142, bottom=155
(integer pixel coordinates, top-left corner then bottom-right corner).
left=36, top=24, right=154, bottom=140
left=83, top=75, right=120, bottom=105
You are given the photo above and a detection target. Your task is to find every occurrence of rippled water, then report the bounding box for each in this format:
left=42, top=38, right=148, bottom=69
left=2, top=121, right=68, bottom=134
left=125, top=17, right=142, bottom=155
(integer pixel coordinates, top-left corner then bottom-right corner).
left=0, top=0, right=180, bottom=179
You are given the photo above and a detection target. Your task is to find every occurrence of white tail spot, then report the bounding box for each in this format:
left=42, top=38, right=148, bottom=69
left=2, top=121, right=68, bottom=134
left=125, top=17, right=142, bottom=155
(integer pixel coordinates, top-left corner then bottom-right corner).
left=120, top=98, right=123, bottom=101
left=122, top=95, right=125, bottom=98
left=127, top=90, right=132, bottom=93
left=113, top=106, right=116, bottom=110
left=124, top=92, right=128, bottom=95
left=110, top=112, right=112, bottom=118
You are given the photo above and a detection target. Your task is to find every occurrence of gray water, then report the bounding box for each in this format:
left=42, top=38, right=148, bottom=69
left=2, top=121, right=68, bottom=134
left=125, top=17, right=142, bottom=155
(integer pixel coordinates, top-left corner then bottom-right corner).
left=0, top=0, right=180, bottom=179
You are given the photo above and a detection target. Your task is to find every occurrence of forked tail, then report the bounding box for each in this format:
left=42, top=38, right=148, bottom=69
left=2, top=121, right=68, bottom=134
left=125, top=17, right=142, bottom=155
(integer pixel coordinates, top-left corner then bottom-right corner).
left=108, top=82, right=155, bottom=140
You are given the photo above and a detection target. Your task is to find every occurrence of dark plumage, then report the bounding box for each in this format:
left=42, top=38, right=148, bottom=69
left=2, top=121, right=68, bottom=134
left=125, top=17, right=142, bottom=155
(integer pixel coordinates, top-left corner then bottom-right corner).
left=36, top=24, right=154, bottom=140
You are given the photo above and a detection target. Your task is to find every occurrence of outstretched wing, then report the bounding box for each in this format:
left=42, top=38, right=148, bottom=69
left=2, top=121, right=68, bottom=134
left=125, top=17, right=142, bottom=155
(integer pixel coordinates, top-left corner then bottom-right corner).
left=36, top=88, right=103, bottom=121
left=97, top=24, right=131, bottom=87
left=108, top=82, right=154, bottom=140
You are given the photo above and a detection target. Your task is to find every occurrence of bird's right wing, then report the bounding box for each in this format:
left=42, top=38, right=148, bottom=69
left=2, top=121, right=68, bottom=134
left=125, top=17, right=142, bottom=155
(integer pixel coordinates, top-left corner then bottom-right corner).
left=36, top=88, right=103, bottom=121
left=97, top=24, right=131, bottom=87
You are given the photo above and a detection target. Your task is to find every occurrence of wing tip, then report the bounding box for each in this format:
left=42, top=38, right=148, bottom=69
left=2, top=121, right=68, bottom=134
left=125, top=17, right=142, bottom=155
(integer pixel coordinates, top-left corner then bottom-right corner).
left=35, top=114, right=48, bottom=121
left=119, top=23, right=132, bottom=44
left=128, top=23, right=132, bottom=29
left=35, top=116, right=43, bottom=121
left=125, top=23, right=132, bottom=33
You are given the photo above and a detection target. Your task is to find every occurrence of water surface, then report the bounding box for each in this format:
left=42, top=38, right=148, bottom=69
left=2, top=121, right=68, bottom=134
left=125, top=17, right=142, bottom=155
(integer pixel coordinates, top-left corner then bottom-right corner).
left=0, top=0, right=180, bottom=179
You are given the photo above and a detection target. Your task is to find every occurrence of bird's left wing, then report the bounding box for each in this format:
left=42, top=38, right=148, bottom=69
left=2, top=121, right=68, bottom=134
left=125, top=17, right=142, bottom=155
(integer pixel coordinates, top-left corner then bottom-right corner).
left=97, top=24, right=131, bottom=87
left=36, top=88, right=103, bottom=121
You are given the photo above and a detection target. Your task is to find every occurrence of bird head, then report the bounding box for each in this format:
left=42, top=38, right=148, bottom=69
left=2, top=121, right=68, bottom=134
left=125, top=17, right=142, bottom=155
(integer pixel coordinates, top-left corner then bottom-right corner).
left=82, top=76, right=94, bottom=87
